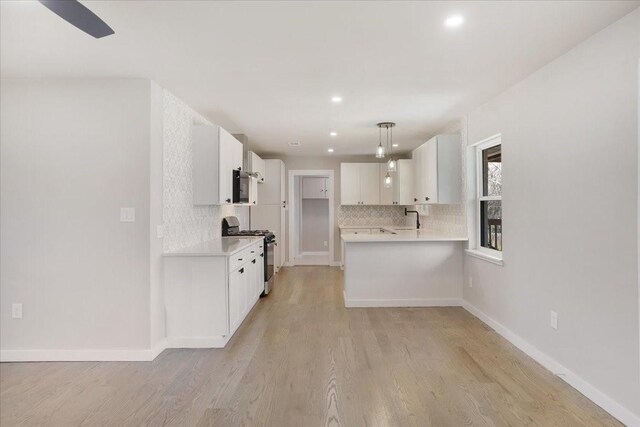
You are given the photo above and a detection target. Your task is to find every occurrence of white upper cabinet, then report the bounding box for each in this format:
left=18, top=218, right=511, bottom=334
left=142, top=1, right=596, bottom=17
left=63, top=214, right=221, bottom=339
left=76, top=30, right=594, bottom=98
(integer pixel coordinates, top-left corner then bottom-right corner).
left=360, top=164, right=380, bottom=204
left=412, top=135, right=461, bottom=204
left=302, top=177, right=328, bottom=199
left=247, top=151, right=266, bottom=183
left=340, top=163, right=360, bottom=205
left=394, top=159, right=415, bottom=205
left=340, top=163, right=380, bottom=205
left=193, top=124, right=243, bottom=205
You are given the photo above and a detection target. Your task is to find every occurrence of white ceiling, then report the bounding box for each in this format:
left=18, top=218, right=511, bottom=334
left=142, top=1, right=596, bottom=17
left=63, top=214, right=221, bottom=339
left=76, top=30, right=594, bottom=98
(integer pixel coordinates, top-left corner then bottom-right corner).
left=1, top=1, right=638, bottom=156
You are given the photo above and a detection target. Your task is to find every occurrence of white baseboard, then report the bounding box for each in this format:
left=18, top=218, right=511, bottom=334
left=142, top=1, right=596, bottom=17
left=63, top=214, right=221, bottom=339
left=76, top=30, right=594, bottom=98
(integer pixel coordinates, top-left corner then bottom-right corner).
left=462, top=300, right=640, bottom=427
left=343, top=291, right=462, bottom=308
left=150, top=338, right=167, bottom=359
left=0, top=348, right=158, bottom=362
left=165, top=335, right=228, bottom=349
left=299, top=251, right=329, bottom=256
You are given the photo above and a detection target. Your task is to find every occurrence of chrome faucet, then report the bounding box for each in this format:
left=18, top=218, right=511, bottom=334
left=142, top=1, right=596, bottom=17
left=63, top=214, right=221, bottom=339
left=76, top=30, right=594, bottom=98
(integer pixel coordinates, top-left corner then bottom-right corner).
left=404, top=208, right=420, bottom=229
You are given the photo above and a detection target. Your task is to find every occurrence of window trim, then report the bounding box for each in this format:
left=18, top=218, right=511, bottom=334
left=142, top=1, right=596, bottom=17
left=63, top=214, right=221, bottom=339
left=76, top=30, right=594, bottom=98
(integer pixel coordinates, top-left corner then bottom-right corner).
left=473, top=134, right=503, bottom=261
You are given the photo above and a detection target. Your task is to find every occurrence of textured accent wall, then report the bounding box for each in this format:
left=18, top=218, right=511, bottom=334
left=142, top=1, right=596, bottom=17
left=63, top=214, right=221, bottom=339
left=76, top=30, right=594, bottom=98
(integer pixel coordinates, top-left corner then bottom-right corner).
left=162, top=90, right=247, bottom=252
left=420, top=118, right=468, bottom=236
left=338, top=205, right=413, bottom=227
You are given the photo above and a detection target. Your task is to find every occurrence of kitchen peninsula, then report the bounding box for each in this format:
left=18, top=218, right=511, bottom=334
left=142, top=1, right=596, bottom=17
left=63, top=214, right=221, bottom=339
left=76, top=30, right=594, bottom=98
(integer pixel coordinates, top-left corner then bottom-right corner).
left=341, top=227, right=467, bottom=307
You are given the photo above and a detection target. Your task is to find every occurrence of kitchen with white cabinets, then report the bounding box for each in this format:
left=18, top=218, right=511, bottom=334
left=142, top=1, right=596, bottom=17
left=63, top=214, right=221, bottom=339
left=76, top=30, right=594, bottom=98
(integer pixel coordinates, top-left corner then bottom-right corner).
left=338, top=134, right=468, bottom=307
left=4, top=3, right=638, bottom=424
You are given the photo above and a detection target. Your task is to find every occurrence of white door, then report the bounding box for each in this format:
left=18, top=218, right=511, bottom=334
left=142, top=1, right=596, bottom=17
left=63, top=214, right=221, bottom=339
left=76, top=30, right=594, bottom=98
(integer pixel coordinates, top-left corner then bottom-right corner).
left=231, top=138, right=244, bottom=173
left=258, top=160, right=281, bottom=205
left=424, top=138, right=439, bottom=204
left=228, top=267, right=244, bottom=332
left=302, top=177, right=327, bottom=199
left=360, top=163, right=380, bottom=205
left=280, top=160, right=286, bottom=206
left=340, top=163, right=360, bottom=205
left=218, top=129, right=234, bottom=204
left=413, top=144, right=425, bottom=204
left=395, top=159, right=415, bottom=205
left=379, top=164, right=394, bottom=205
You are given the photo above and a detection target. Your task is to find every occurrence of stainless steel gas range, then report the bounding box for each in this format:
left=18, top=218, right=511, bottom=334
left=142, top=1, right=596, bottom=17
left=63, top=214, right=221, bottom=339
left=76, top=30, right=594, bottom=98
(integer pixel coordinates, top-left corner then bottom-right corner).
left=222, top=216, right=276, bottom=295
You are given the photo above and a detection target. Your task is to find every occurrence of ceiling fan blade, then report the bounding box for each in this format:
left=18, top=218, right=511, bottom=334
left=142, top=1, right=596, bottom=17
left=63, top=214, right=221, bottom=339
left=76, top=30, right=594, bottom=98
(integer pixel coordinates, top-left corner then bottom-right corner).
left=39, top=0, right=114, bottom=39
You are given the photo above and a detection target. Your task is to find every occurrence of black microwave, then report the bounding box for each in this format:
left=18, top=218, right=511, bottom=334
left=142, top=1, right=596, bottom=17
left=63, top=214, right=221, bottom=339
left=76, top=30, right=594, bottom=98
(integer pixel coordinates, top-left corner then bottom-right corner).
left=232, top=170, right=250, bottom=204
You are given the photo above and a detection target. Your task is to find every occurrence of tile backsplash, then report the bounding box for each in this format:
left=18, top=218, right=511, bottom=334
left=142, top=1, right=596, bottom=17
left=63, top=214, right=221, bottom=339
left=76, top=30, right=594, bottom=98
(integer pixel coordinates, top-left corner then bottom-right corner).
left=162, top=90, right=247, bottom=252
left=338, top=205, right=414, bottom=227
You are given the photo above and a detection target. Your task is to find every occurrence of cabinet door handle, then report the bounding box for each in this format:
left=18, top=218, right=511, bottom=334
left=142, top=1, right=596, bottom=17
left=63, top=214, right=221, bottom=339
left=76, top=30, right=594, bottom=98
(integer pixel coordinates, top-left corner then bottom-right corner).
left=238, top=258, right=243, bottom=261
left=414, top=198, right=418, bottom=202
left=239, top=268, right=244, bottom=274
left=251, top=251, right=255, bottom=253
left=226, top=198, right=232, bottom=203
left=425, top=197, right=430, bottom=201
left=260, top=253, right=264, bottom=257
left=252, top=259, right=256, bottom=264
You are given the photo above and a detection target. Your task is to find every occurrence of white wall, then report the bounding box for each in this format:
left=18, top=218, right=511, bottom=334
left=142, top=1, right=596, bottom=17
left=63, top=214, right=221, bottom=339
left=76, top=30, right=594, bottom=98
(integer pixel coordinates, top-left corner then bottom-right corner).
left=463, top=9, right=640, bottom=420
left=1, top=79, right=155, bottom=357
left=301, top=199, right=329, bottom=252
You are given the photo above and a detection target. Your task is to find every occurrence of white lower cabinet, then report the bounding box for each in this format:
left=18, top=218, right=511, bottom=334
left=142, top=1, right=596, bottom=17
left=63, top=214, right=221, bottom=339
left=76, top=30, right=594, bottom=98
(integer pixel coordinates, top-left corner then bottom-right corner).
left=164, top=239, right=264, bottom=349
left=228, top=265, right=246, bottom=334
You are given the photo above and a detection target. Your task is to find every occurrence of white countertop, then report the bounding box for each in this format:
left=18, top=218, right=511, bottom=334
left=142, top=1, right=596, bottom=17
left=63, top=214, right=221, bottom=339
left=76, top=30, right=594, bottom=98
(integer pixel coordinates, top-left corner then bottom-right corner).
left=340, top=226, right=467, bottom=243
left=163, top=237, right=263, bottom=257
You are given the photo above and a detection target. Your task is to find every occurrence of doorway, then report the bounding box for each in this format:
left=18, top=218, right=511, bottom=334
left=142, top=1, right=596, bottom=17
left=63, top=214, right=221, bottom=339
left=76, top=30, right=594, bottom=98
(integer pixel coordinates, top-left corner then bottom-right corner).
left=288, top=170, right=334, bottom=266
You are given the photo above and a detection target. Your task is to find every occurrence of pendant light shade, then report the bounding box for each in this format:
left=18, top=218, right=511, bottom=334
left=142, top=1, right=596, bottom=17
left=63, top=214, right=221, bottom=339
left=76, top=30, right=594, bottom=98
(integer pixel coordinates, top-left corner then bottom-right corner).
left=387, top=158, right=397, bottom=172
left=384, top=171, right=393, bottom=188
left=375, top=126, right=386, bottom=158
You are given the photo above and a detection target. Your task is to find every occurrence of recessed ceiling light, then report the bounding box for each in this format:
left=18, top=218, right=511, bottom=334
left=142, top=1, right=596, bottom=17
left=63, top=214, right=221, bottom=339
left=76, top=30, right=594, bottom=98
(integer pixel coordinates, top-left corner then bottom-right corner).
left=445, top=15, right=464, bottom=28
left=330, top=132, right=338, bottom=137
left=331, top=96, right=343, bottom=103
left=327, top=148, right=334, bottom=153
left=392, top=143, right=399, bottom=148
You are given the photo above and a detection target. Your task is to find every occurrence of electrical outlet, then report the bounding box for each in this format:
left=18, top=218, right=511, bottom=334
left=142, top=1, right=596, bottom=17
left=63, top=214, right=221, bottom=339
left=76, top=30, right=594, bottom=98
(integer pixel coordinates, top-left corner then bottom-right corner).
left=12, top=303, right=22, bottom=319
left=120, top=207, right=136, bottom=223
left=550, top=311, right=558, bottom=330
left=323, top=240, right=328, bottom=247
left=468, top=276, right=473, bottom=288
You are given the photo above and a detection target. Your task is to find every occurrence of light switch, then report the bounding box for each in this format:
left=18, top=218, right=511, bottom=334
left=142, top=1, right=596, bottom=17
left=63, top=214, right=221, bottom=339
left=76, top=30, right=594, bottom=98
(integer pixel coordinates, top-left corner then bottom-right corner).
left=120, top=208, right=136, bottom=223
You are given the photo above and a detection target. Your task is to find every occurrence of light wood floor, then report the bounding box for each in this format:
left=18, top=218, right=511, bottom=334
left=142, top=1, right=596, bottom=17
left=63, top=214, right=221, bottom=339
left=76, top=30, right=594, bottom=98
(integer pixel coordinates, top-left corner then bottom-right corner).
left=1, top=266, right=621, bottom=426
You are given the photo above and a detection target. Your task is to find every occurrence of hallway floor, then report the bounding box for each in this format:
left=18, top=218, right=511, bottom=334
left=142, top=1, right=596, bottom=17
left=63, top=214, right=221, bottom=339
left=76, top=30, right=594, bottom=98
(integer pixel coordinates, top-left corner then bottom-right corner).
left=0, top=267, right=620, bottom=426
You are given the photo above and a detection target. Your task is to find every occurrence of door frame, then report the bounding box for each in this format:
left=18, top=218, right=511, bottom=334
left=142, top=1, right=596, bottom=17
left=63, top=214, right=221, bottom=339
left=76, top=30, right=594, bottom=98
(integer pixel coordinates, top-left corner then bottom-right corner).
left=288, top=169, right=334, bottom=266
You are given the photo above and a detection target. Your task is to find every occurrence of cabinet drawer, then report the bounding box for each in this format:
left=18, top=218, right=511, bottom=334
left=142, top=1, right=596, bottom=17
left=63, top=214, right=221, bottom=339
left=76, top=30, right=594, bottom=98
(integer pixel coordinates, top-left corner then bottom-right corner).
left=229, top=242, right=260, bottom=272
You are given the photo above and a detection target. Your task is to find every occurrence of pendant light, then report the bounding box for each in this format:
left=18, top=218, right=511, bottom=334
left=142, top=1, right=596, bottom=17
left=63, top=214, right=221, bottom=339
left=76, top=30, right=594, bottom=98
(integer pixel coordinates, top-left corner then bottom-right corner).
left=376, top=122, right=396, bottom=188
left=375, top=125, right=386, bottom=159
left=386, top=123, right=397, bottom=172
left=384, top=171, right=392, bottom=188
